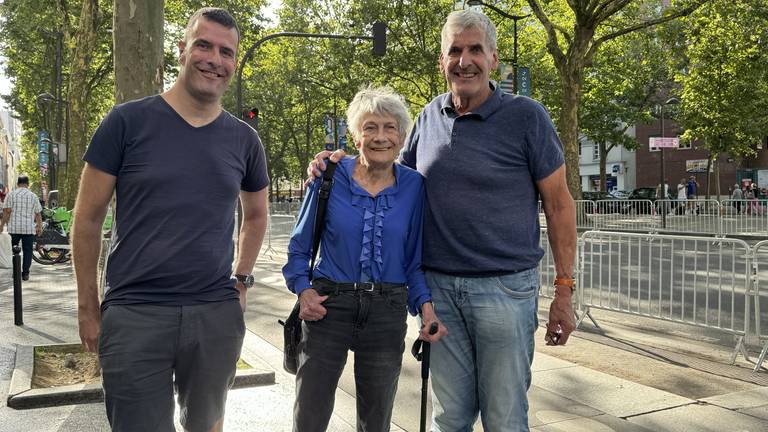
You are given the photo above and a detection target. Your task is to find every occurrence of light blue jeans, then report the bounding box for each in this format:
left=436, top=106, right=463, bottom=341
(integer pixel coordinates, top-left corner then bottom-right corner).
left=426, top=268, right=539, bottom=432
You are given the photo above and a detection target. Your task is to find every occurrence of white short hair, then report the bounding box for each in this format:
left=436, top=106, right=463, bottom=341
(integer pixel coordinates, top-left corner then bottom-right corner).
left=347, top=86, right=411, bottom=141
left=441, top=9, right=497, bottom=54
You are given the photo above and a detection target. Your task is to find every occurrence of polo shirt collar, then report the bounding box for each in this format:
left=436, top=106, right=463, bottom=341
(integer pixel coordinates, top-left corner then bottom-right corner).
left=439, top=81, right=504, bottom=119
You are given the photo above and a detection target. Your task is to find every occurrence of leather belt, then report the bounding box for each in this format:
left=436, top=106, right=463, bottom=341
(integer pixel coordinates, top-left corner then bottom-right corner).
left=313, top=278, right=406, bottom=294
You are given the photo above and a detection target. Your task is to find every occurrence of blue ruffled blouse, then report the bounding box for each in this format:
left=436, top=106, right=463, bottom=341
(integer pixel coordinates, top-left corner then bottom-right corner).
left=282, top=156, right=431, bottom=315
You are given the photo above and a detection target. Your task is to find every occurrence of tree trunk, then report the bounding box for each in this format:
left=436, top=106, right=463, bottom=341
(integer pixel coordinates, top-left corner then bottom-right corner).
left=705, top=151, right=713, bottom=200
left=113, top=0, right=164, bottom=104
left=63, top=0, right=99, bottom=209
left=558, top=71, right=583, bottom=199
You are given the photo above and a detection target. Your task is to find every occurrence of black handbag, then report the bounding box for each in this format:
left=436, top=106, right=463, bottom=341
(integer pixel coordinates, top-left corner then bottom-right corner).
left=279, top=160, right=337, bottom=374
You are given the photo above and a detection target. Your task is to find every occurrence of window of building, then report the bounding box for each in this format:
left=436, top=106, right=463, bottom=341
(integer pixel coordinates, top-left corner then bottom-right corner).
left=593, top=144, right=600, bottom=161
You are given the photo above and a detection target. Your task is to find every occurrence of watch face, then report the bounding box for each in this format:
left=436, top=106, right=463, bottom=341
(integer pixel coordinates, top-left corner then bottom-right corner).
left=235, top=274, right=254, bottom=288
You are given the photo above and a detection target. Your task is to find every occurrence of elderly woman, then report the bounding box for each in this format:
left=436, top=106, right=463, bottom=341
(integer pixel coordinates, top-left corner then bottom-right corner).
left=283, top=86, right=446, bottom=432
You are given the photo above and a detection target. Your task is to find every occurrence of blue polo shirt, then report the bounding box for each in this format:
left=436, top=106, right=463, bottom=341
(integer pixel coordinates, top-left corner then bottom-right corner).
left=401, top=84, right=564, bottom=275
left=283, top=157, right=431, bottom=315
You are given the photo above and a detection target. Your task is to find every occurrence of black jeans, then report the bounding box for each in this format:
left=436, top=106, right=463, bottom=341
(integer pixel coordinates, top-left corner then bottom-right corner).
left=10, top=234, right=34, bottom=276
left=293, top=284, right=408, bottom=432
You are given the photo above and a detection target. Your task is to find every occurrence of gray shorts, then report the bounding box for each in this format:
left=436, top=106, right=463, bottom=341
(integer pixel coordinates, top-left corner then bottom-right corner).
left=98, top=301, right=245, bottom=432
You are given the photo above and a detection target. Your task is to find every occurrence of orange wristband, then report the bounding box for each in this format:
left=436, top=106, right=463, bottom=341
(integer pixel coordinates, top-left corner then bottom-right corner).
left=553, top=277, right=575, bottom=292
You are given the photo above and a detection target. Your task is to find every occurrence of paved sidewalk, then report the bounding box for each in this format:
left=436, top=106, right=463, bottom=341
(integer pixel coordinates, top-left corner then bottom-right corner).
left=0, top=247, right=766, bottom=431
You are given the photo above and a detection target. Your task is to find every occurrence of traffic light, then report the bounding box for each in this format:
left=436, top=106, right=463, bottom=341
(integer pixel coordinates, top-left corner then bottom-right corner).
left=372, top=22, right=387, bottom=57
left=242, top=107, right=259, bottom=131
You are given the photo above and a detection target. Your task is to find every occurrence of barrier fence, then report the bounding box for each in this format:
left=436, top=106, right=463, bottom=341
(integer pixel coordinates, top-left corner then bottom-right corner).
left=753, top=240, right=768, bottom=372
left=576, top=231, right=754, bottom=366
left=551, top=199, right=768, bottom=237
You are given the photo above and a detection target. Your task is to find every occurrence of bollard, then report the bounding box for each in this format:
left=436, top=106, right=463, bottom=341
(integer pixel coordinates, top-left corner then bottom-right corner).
left=12, top=245, right=22, bottom=326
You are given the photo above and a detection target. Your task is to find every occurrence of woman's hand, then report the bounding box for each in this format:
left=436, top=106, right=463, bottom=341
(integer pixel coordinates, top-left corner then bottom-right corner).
left=299, top=288, right=329, bottom=321
left=419, top=302, right=448, bottom=343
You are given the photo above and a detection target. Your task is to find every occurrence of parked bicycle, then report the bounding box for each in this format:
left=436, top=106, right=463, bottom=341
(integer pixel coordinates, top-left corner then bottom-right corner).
left=32, top=207, right=72, bottom=265
left=33, top=207, right=113, bottom=265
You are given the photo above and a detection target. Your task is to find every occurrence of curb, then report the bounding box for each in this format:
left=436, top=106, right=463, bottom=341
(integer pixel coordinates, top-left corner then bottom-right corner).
left=6, top=343, right=276, bottom=409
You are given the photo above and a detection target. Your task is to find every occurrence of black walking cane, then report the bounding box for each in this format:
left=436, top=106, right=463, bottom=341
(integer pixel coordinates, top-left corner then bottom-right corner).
left=411, top=321, right=439, bottom=432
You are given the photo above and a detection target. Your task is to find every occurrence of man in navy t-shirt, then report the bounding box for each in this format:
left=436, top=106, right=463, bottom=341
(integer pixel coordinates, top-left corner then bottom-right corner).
left=72, top=8, right=269, bottom=432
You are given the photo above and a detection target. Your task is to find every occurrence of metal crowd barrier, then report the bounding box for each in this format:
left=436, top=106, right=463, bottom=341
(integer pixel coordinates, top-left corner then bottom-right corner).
left=592, top=200, right=656, bottom=232
left=576, top=231, right=754, bottom=364
left=537, top=228, right=580, bottom=300
left=559, top=198, right=767, bottom=237
left=653, top=199, right=722, bottom=235
left=573, top=200, right=592, bottom=230
left=753, top=240, right=768, bottom=372
left=720, top=199, right=768, bottom=237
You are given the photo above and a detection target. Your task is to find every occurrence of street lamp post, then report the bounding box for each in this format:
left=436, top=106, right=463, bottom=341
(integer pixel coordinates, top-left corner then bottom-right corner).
left=658, top=97, right=679, bottom=228
left=35, top=92, right=69, bottom=193
left=467, top=0, right=529, bottom=94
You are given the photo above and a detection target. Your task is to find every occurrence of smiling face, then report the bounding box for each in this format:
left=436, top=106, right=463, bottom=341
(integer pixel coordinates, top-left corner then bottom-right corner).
left=177, top=17, right=238, bottom=105
left=439, top=27, right=498, bottom=111
left=355, top=113, right=404, bottom=169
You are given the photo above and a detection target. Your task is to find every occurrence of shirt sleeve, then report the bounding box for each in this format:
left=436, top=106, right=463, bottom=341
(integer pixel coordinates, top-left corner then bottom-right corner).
left=241, top=127, right=270, bottom=192
left=282, top=178, right=321, bottom=296
left=525, top=101, right=565, bottom=181
left=33, top=198, right=42, bottom=214
left=403, top=178, right=431, bottom=315
left=82, top=107, right=126, bottom=176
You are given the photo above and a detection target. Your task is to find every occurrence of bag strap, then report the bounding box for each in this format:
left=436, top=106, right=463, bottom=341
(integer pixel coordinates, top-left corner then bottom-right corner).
left=309, top=160, right=337, bottom=280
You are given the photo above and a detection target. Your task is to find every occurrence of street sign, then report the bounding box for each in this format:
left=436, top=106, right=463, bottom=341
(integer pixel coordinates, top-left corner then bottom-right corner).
left=323, top=113, right=334, bottom=151
left=517, top=67, right=531, bottom=97
left=649, top=137, right=680, bottom=149
left=38, top=130, right=49, bottom=168
left=336, top=118, right=348, bottom=151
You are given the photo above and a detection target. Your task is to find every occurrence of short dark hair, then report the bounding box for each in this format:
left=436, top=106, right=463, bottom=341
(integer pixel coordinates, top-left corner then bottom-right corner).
left=17, top=176, right=29, bottom=186
left=185, top=7, right=240, bottom=44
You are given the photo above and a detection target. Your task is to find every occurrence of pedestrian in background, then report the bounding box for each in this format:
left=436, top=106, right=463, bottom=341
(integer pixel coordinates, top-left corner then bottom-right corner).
left=0, top=176, right=42, bottom=281
left=676, top=178, right=687, bottom=215
left=284, top=87, right=447, bottom=432
left=72, top=7, right=269, bottom=432
left=732, top=184, right=743, bottom=214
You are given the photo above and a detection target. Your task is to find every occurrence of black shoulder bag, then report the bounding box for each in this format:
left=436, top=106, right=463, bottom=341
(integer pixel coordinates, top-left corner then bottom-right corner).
left=279, top=160, right=337, bottom=375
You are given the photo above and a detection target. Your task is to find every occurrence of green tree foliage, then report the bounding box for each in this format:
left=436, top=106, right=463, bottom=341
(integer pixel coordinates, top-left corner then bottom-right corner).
left=675, top=0, right=768, bottom=197
left=525, top=0, right=707, bottom=197
left=234, top=0, right=453, bottom=193
left=0, top=0, right=113, bottom=204
left=580, top=29, right=669, bottom=191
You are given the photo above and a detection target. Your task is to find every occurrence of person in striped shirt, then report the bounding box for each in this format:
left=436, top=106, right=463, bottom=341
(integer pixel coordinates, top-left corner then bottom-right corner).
left=0, top=175, right=42, bottom=280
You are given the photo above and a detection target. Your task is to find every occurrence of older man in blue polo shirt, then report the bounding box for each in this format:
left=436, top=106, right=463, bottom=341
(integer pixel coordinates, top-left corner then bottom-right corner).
left=311, top=9, right=576, bottom=431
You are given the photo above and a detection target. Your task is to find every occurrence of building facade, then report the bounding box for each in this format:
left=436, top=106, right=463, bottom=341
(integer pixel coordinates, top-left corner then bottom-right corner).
left=0, top=110, right=22, bottom=189
left=579, top=127, right=637, bottom=193
left=634, top=119, right=768, bottom=198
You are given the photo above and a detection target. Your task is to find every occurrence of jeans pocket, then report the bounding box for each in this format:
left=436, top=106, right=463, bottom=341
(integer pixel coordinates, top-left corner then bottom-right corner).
left=383, top=290, right=407, bottom=312
left=494, top=274, right=537, bottom=299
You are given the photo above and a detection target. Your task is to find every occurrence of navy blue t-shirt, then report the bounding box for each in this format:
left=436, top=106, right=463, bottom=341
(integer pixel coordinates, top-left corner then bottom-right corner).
left=401, top=84, right=564, bottom=275
left=84, top=95, right=269, bottom=308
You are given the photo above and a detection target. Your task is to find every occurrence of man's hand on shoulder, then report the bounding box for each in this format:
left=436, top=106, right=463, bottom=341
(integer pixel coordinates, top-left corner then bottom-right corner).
left=304, top=149, right=347, bottom=187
